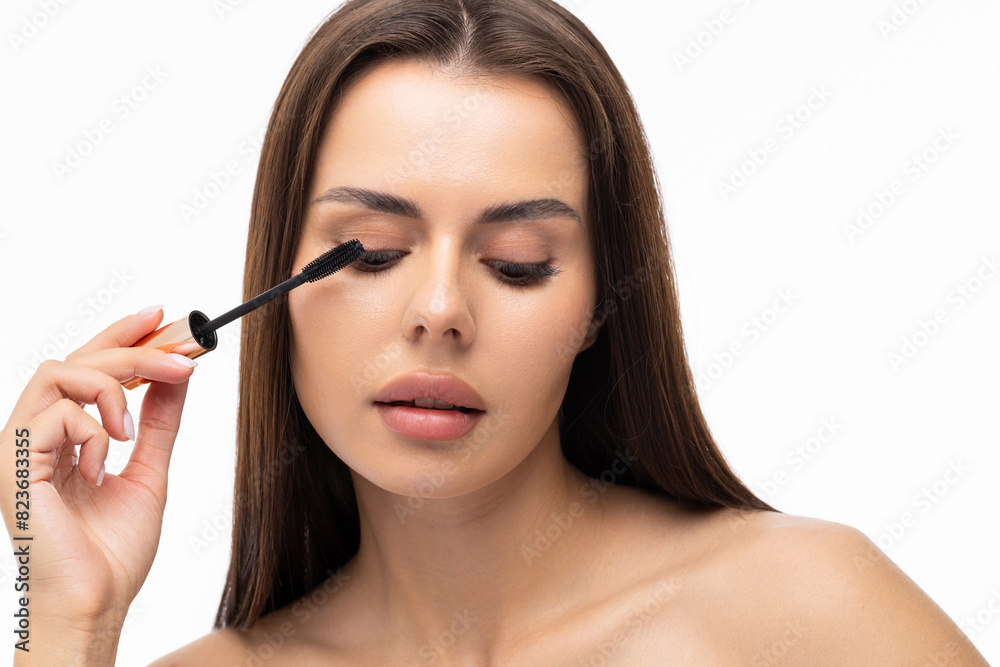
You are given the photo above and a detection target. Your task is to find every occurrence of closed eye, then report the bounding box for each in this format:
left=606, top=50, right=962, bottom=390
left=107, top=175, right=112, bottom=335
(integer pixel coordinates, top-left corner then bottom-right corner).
left=350, top=250, right=561, bottom=290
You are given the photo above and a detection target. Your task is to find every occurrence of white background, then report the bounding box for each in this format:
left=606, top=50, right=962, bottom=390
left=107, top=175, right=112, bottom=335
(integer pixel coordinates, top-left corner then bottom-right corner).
left=1, top=0, right=998, bottom=664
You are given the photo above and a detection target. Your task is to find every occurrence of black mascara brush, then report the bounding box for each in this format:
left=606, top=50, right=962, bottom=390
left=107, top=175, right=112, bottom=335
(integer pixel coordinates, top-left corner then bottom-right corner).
left=122, top=239, right=364, bottom=390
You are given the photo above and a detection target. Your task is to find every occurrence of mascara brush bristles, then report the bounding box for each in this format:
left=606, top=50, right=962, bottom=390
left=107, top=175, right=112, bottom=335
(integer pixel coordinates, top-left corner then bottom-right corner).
left=193, top=239, right=364, bottom=339
left=301, top=238, right=365, bottom=282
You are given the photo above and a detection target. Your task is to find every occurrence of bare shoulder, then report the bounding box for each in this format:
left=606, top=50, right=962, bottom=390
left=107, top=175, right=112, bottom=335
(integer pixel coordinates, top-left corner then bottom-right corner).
left=145, top=566, right=367, bottom=665
left=146, top=573, right=365, bottom=667
left=146, top=625, right=251, bottom=666
left=146, top=606, right=324, bottom=666
left=702, top=508, right=988, bottom=665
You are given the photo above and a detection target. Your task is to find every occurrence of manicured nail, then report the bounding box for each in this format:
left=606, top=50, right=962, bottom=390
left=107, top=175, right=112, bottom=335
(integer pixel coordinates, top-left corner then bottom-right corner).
left=135, top=304, right=164, bottom=316
left=123, top=407, right=135, bottom=441
left=97, top=463, right=106, bottom=487
left=166, top=353, right=198, bottom=368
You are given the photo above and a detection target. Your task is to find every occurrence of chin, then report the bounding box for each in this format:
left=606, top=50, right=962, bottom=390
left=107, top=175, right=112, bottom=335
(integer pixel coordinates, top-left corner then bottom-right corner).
left=346, top=443, right=519, bottom=504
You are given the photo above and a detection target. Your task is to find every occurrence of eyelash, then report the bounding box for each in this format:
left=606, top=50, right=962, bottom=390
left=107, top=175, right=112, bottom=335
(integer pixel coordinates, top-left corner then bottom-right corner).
left=349, top=249, right=562, bottom=290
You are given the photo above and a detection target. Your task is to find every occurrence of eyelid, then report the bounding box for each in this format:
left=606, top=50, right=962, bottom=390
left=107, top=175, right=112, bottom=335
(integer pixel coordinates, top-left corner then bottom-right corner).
left=349, top=249, right=560, bottom=288
left=354, top=248, right=552, bottom=266
left=332, top=236, right=555, bottom=260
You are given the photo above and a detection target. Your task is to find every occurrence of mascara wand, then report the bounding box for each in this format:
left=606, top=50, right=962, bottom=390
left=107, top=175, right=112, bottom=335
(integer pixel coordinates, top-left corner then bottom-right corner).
left=192, top=238, right=364, bottom=341
left=121, top=239, right=364, bottom=390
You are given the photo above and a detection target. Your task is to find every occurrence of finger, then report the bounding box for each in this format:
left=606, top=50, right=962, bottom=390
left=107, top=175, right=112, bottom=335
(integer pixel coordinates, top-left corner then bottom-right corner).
left=51, top=438, right=80, bottom=489
left=24, top=398, right=109, bottom=487
left=120, top=377, right=189, bottom=500
left=12, top=350, right=196, bottom=441
left=67, top=346, right=199, bottom=390
left=12, top=360, right=132, bottom=443
left=67, top=305, right=165, bottom=359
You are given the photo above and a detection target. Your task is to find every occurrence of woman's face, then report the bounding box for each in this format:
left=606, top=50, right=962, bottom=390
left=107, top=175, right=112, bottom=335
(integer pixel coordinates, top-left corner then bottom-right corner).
left=288, top=59, right=599, bottom=498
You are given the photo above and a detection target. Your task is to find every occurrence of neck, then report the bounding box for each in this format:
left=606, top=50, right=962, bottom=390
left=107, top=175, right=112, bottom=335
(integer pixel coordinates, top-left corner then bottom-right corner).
left=343, top=420, right=616, bottom=660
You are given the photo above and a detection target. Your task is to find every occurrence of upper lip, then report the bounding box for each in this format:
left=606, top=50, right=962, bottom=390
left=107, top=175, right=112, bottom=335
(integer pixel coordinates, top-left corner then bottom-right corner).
left=374, top=371, right=486, bottom=411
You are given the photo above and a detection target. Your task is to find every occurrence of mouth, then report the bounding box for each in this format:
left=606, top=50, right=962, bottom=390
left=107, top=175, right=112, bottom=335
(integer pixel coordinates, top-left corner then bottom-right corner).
left=376, top=400, right=481, bottom=414
left=374, top=400, right=485, bottom=440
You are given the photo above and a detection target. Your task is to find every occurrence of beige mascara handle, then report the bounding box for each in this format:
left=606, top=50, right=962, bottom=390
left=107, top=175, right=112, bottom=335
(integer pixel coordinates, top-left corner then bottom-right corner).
left=121, top=309, right=217, bottom=390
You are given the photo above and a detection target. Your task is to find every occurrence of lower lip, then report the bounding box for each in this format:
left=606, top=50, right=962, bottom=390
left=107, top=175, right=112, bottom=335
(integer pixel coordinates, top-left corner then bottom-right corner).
left=375, top=403, right=485, bottom=440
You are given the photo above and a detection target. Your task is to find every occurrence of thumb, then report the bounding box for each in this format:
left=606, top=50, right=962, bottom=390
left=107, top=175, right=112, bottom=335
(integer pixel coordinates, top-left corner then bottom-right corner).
left=119, top=378, right=190, bottom=500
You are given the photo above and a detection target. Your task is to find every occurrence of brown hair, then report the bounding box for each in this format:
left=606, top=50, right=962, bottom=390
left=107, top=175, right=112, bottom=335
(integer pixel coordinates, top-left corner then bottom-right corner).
left=216, top=0, right=778, bottom=631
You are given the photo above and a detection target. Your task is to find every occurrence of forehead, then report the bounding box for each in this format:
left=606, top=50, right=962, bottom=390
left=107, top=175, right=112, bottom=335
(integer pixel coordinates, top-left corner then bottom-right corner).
left=309, top=59, right=588, bottom=208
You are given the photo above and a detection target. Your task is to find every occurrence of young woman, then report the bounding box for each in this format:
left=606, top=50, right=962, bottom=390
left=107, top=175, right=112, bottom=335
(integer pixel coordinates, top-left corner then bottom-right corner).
left=1, top=0, right=987, bottom=664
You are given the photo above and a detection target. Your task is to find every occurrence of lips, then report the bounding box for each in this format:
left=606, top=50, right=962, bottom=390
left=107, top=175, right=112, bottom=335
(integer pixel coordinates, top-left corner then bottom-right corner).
left=374, top=371, right=486, bottom=412
left=375, top=402, right=484, bottom=440
left=383, top=399, right=478, bottom=413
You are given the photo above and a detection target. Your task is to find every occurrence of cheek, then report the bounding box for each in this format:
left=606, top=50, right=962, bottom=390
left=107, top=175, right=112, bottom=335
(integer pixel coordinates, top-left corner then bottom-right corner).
left=289, top=287, right=353, bottom=408
left=527, top=278, right=594, bottom=349
left=288, top=276, right=399, bottom=411
left=490, top=284, right=592, bottom=397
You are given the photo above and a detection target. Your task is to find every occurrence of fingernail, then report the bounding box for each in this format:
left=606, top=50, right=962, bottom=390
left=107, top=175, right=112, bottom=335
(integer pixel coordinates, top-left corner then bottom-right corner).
left=135, top=304, right=164, bottom=316
left=166, top=353, right=198, bottom=368
left=97, top=463, right=106, bottom=487
left=123, top=407, right=135, bottom=441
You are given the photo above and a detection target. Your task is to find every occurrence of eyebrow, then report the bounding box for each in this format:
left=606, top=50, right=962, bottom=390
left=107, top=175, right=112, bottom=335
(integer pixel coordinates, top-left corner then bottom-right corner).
left=312, top=186, right=582, bottom=226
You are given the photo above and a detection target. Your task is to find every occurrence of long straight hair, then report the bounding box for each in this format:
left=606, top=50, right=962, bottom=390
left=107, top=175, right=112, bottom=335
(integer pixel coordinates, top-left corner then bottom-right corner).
left=216, top=0, right=778, bottom=631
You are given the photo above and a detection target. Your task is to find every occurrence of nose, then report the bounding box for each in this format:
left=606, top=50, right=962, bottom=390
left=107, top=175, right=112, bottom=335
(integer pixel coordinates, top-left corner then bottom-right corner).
left=401, top=242, right=476, bottom=345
